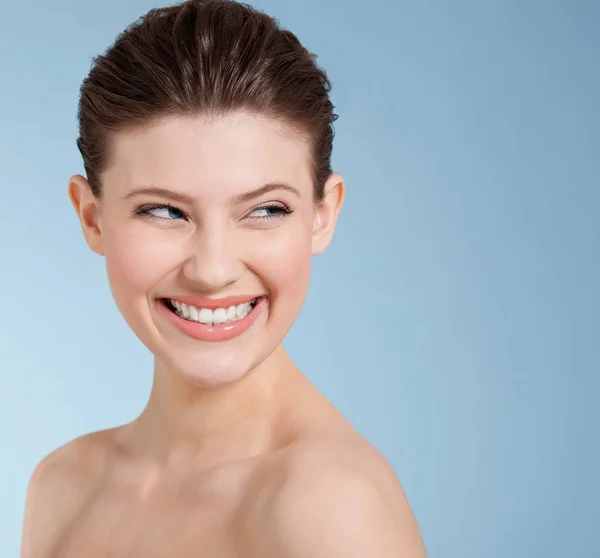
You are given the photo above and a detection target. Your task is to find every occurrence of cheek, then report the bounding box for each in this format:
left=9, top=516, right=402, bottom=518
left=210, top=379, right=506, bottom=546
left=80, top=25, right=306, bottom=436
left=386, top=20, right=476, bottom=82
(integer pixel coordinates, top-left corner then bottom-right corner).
left=103, top=223, right=172, bottom=297
left=250, top=222, right=312, bottom=297
left=101, top=213, right=313, bottom=302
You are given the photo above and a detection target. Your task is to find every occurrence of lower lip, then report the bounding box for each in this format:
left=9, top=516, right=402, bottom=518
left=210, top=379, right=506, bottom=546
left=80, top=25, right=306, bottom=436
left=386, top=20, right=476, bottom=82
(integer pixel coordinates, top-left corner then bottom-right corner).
left=157, top=297, right=268, bottom=342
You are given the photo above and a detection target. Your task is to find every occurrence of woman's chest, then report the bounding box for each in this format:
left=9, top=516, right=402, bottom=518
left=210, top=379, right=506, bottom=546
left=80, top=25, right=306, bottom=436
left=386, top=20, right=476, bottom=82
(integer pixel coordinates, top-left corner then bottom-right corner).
left=49, top=478, right=247, bottom=558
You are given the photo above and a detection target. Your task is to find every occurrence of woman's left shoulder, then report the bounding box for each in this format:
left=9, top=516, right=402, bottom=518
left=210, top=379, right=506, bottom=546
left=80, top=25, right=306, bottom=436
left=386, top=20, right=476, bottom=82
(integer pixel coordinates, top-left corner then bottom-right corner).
left=279, top=435, right=406, bottom=504
left=254, top=437, right=428, bottom=557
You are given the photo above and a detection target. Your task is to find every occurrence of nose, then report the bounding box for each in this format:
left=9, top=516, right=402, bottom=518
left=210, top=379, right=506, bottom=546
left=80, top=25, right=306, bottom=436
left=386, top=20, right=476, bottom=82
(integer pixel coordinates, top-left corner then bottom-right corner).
left=180, top=223, right=245, bottom=292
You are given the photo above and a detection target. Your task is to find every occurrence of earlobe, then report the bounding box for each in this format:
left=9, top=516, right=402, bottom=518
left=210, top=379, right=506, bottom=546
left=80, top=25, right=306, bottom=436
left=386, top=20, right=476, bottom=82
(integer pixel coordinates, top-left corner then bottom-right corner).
left=311, top=174, right=345, bottom=256
left=68, top=174, right=105, bottom=256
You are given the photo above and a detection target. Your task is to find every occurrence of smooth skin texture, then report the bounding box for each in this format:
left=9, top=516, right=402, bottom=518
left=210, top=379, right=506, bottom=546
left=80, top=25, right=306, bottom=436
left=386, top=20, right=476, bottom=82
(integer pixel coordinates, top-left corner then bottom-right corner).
left=21, top=112, right=427, bottom=557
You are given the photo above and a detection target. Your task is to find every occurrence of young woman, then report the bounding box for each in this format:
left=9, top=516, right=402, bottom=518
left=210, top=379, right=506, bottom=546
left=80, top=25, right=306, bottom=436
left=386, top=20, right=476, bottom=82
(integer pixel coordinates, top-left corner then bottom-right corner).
left=21, top=1, right=427, bottom=556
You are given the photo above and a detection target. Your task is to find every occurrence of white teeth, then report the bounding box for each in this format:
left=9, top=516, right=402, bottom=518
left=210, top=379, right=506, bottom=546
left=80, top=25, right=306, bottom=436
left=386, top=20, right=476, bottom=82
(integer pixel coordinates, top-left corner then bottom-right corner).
left=169, top=298, right=258, bottom=325
left=213, top=308, right=227, bottom=325
left=181, top=303, right=190, bottom=319
left=198, top=308, right=212, bottom=325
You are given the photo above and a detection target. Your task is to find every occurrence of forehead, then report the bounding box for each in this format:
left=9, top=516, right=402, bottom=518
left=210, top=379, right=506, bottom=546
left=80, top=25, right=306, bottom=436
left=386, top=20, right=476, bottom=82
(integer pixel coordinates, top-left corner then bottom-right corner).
left=102, top=112, right=313, bottom=197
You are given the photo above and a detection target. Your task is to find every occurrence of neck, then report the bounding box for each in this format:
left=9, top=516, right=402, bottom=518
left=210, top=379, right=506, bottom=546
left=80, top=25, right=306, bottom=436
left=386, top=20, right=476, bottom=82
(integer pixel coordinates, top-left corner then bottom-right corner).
left=128, top=344, right=303, bottom=471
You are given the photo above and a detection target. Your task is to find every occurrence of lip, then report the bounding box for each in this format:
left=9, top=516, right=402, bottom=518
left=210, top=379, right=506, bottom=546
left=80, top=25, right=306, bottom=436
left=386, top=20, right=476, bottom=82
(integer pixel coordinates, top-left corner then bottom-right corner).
left=164, top=294, right=264, bottom=309
left=156, top=296, right=268, bottom=342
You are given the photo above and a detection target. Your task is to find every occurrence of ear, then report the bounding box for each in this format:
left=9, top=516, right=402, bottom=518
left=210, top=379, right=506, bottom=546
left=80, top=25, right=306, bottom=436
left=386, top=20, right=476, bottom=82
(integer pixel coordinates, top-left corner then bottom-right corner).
left=311, top=173, right=345, bottom=255
left=68, top=174, right=105, bottom=256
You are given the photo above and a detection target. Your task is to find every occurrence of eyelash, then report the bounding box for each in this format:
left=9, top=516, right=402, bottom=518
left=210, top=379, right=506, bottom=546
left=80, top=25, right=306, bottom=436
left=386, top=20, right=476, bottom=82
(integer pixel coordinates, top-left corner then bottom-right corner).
left=133, top=202, right=293, bottom=222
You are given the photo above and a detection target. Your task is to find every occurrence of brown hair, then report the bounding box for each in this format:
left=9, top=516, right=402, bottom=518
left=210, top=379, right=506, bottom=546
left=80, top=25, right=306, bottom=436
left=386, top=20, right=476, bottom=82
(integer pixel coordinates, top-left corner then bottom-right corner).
left=76, top=0, right=337, bottom=201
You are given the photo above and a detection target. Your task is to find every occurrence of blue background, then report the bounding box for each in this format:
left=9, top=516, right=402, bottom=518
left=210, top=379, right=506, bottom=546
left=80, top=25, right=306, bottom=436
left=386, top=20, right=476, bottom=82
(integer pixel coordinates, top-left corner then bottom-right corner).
left=1, top=0, right=598, bottom=556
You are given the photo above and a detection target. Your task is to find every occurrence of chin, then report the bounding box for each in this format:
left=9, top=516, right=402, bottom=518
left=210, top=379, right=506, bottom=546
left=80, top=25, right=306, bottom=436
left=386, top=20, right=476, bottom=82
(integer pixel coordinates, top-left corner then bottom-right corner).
left=116, top=290, right=297, bottom=389
left=159, top=345, right=264, bottom=389
left=138, top=297, right=276, bottom=389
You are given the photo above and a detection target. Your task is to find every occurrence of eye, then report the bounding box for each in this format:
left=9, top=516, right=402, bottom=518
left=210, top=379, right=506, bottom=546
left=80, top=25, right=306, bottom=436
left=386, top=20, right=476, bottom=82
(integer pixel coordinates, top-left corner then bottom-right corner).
left=135, top=204, right=187, bottom=221
left=247, top=203, right=292, bottom=221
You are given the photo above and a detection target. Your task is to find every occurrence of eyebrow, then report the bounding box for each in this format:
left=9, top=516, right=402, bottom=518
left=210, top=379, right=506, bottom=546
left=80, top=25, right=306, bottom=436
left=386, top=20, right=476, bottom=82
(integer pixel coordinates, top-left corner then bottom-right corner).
left=124, top=182, right=301, bottom=204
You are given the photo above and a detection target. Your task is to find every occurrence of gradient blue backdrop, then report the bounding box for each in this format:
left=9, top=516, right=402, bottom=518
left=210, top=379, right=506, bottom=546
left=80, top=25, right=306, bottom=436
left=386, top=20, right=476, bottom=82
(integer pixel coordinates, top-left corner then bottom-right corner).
left=1, top=0, right=598, bottom=556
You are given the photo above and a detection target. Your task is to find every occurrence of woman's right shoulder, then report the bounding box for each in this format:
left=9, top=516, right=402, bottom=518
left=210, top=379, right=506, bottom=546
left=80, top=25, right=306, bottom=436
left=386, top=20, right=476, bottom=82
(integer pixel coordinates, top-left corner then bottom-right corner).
left=28, top=429, right=115, bottom=488
left=20, top=429, right=117, bottom=558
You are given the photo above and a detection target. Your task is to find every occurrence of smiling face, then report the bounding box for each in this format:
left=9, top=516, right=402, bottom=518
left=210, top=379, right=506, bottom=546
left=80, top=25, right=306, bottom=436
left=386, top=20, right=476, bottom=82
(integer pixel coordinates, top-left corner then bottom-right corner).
left=69, top=112, right=344, bottom=388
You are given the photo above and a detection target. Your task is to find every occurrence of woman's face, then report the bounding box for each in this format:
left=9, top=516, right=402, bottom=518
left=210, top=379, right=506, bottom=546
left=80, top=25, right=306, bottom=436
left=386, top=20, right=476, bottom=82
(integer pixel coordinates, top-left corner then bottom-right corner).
left=69, top=112, right=344, bottom=387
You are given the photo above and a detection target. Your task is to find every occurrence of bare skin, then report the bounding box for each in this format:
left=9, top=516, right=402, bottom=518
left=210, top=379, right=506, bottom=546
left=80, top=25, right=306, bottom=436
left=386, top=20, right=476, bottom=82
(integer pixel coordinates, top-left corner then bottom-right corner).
left=21, top=350, right=426, bottom=557
left=21, top=113, right=427, bottom=557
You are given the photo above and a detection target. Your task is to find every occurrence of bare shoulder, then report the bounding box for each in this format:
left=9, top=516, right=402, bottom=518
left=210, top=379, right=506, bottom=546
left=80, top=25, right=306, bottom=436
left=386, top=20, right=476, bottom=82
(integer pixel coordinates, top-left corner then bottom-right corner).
left=20, top=428, right=116, bottom=558
left=255, top=438, right=427, bottom=558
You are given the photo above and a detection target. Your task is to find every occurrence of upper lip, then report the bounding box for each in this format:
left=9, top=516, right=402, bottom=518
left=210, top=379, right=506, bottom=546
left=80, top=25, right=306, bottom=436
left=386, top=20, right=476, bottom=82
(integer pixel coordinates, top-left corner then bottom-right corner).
left=162, top=294, right=265, bottom=309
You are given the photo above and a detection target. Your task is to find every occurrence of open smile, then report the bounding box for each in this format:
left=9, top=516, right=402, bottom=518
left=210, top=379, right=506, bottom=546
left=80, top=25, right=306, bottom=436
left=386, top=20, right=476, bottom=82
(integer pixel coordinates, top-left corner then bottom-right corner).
left=166, top=297, right=259, bottom=325
left=157, top=295, right=268, bottom=342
